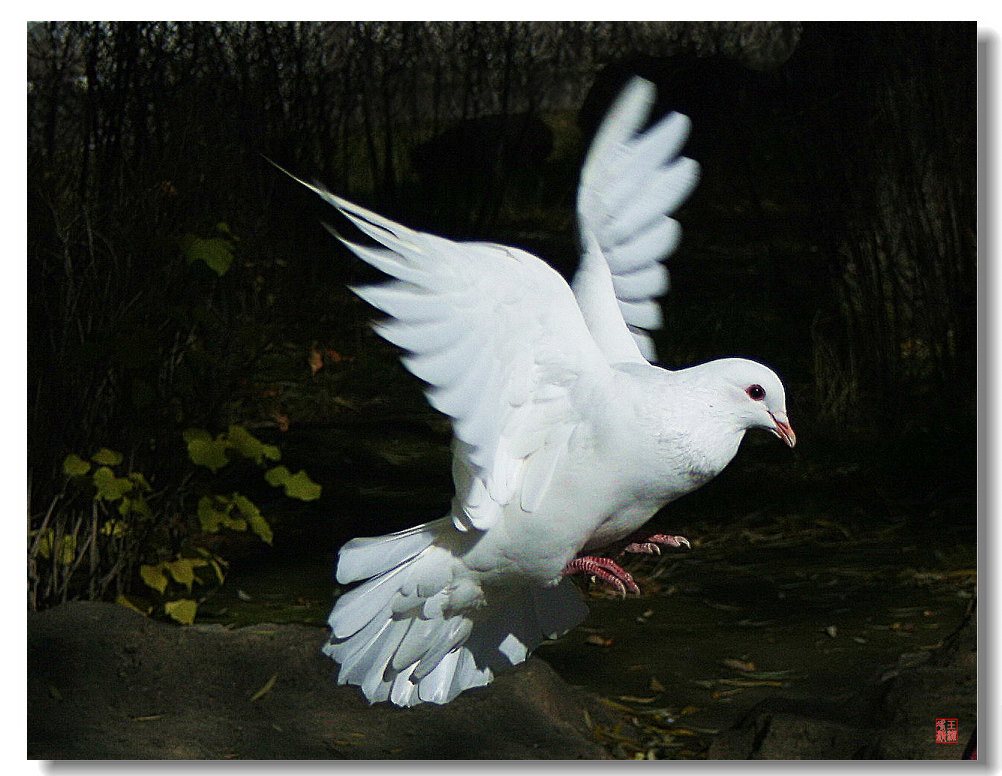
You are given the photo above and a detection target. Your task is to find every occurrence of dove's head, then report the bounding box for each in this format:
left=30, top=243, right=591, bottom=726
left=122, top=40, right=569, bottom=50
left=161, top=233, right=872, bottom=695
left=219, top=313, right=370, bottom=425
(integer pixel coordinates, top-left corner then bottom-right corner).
left=699, top=358, right=796, bottom=447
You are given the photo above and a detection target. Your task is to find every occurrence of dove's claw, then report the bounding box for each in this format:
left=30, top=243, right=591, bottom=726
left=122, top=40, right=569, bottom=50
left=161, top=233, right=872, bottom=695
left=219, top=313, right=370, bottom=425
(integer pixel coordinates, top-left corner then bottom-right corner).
left=623, top=533, right=691, bottom=555
left=563, top=556, right=641, bottom=596
left=624, top=541, right=660, bottom=555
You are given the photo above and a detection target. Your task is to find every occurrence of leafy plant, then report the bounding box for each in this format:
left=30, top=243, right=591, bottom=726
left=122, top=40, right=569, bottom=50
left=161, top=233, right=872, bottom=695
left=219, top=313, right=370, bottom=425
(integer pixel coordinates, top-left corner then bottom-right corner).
left=29, top=425, right=322, bottom=625
left=182, top=423, right=322, bottom=514
left=134, top=547, right=228, bottom=623
left=130, top=425, right=322, bottom=623
left=28, top=448, right=157, bottom=610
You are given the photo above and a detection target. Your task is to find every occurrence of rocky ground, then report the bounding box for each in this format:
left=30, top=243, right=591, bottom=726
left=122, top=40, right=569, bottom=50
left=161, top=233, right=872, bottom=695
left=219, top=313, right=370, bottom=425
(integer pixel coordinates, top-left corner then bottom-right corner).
left=28, top=598, right=975, bottom=760
left=27, top=601, right=611, bottom=759
left=707, top=598, right=977, bottom=759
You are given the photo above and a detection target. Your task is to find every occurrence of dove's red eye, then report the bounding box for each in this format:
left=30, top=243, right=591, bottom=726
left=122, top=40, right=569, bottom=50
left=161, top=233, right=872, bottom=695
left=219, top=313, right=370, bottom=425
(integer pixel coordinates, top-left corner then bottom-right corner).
left=746, top=384, right=766, bottom=401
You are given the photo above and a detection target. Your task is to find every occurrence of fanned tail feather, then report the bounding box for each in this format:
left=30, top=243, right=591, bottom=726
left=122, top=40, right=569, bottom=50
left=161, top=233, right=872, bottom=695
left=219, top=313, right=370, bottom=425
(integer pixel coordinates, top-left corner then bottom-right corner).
left=324, top=520, right=589, bottom=706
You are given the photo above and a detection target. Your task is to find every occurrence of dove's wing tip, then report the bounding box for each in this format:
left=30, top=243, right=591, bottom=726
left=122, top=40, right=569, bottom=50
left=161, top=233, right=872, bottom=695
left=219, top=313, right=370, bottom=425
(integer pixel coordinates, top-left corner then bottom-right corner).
left=266, top=158, right=358, bottom=217
left=623, top=74, right=656, bottom=98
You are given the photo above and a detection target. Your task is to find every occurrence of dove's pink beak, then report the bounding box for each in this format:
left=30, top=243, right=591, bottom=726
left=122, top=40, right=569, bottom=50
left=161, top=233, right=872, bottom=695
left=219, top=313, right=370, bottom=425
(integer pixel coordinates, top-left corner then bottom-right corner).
left=769, top=412, right=797, bottom=448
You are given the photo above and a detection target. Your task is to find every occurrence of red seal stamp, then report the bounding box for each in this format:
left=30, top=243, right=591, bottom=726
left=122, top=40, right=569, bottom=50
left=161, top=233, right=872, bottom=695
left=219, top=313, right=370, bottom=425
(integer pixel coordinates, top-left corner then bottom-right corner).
left=935, top=718, right=959, bottom=744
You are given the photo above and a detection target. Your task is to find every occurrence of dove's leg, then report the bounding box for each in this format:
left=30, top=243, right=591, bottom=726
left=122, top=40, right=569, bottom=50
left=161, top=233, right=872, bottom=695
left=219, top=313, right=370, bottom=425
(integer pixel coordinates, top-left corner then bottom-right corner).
left=623, top=533, right=691, bottom=556
left=562, top=556, right=640, bottom=596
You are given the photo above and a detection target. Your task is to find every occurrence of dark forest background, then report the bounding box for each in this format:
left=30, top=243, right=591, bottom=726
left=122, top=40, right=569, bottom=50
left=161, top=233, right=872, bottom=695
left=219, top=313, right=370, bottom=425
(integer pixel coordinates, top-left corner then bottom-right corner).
left=26, top=21, right=976, bottom=615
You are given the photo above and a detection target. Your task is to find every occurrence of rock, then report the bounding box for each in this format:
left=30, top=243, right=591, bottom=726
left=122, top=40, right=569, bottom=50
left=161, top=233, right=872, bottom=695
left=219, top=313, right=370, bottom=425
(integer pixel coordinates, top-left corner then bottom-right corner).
left=708, top=604, right=977, bottom=759
left=858, top=603, right=977, bottom=760
left=28, top=601, right=609, bottom=759
left=708, top=698, right=864, bottom=759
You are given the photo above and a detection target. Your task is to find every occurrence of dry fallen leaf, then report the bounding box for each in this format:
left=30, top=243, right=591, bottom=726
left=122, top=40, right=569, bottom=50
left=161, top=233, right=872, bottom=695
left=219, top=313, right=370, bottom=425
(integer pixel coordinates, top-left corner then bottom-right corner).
left=324, top=348, right=353, bottom=363
left=718, top=678, right=786, bottom=688
left=308, top=345, right=324, bottom=375
left=249, top=673, right=278, bottom=702
left=271, top=411, right=290, bottom=432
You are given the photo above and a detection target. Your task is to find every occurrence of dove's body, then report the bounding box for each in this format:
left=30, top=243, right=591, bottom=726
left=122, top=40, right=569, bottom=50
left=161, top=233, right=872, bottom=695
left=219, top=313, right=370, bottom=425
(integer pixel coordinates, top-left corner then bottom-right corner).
left=296, top=77, right=795, bottom=706
left=458, top=361, right=740, bottom=580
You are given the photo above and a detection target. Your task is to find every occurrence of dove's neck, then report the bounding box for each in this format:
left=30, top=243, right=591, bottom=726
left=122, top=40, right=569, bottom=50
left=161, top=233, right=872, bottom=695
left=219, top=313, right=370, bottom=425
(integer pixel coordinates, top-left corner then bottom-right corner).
left=610, top=362, right=749, bottom=501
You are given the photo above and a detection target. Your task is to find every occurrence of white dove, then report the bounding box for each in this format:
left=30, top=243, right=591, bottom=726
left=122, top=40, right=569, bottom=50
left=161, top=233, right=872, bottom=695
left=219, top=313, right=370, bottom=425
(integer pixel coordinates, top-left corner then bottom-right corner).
left=292, top=76, right=795, bottom=707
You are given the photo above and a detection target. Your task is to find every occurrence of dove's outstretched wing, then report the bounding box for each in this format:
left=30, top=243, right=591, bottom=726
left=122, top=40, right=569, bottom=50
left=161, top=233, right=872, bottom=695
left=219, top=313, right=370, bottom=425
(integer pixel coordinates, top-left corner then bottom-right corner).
left=299, top=183, right=613, bottom=533
left=574, top=76, right=700, bottom=364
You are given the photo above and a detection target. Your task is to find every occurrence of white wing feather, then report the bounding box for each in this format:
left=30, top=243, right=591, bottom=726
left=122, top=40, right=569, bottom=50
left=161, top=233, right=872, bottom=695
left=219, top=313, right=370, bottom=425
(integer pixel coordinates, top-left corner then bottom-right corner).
left=574, top=76, right=700, bottom=363
left=297, top=182, right=612, bottom=533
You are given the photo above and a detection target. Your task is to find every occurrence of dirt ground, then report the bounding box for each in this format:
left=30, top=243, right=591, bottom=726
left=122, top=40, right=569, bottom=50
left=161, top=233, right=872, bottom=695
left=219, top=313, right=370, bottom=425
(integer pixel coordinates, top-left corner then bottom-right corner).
left=28, top=597, right=975, bottom=760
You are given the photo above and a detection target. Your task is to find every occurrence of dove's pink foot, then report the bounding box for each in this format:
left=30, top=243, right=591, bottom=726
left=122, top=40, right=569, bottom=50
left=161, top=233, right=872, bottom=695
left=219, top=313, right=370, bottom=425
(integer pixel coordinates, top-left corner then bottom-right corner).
left=562, top=556, right=641, bottom=596
left=623, top=533, right=691, bottom=555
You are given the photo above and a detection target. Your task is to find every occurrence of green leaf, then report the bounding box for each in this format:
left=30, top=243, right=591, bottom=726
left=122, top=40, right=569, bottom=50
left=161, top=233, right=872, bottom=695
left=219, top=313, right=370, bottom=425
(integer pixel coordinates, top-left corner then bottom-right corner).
left=133, top=494, right=153, bottom=519
left=233, top=493, right=273, bottom=545
left=92, top=466, right=133, bottom=501
left=91, top=447, right=124, bottom=466
left=34, top=528, right=53, bottom=559
left=182, top=428, right=212, bottom=444
left=165, top=598, right=198, bottom=625
left=284, top=470, right=323, bottom=501
left=32, top=530, right=75, bottom=563
left=179, top=234, right=234, bottom=276
left=140, top=563, right=169, bottom=594
left=227, top=425, right=280, bottom=464
left=188, top=547, right=228, bottom=584
left=197, top=495, right=225, bottom=532
left=207, top=559, right=227, bottom=584
left=127, top=471, right=152, bottom=492
left=166, top=558, right=196, bottom=590
left=101, top=518, right=128, bottom=537
left=118, top=494, right=152, bottom=520
left=264, top=465, right=321, bottom=500
left=197, top=495, right=246, bottom=533
left=63, top=454, right=91, bottom=477
left=179, top=547, right=227, bottom=585
left=57, top=536, right=76, bottom=565
left=116, top=594, right=152, bottom=616
left=264, top=465, right=290, bottom=488
left=186, top=437, right=231, bottom=472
